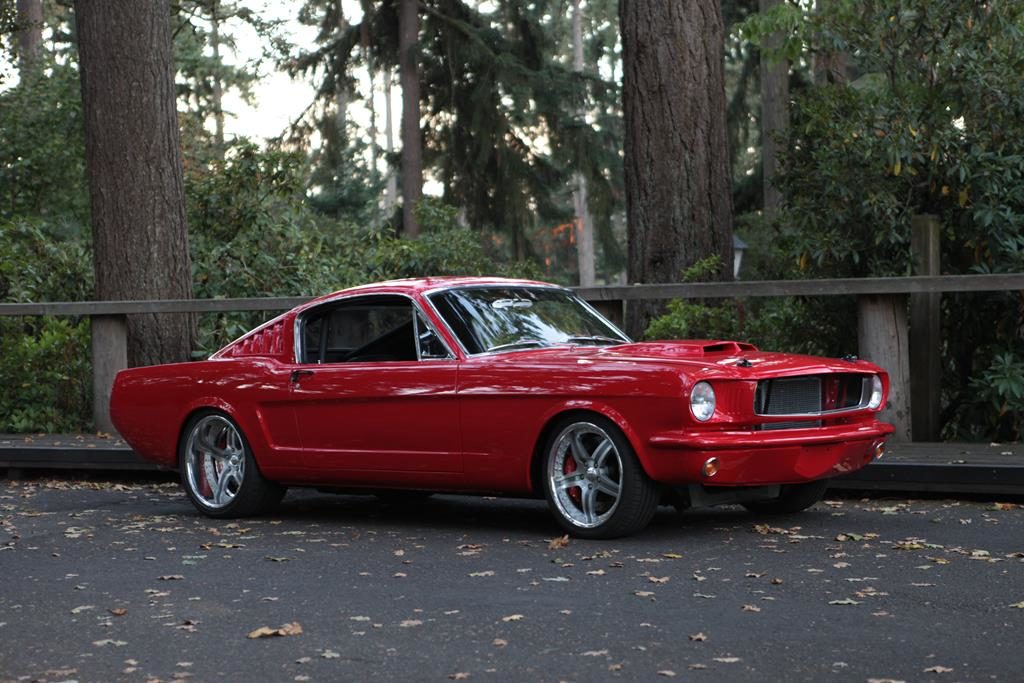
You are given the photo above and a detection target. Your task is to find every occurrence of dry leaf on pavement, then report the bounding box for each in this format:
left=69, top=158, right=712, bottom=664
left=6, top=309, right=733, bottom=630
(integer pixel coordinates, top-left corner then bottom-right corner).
left=247, top=622, right=303, bottom=639
left=548, top=535, right=570, bottom=549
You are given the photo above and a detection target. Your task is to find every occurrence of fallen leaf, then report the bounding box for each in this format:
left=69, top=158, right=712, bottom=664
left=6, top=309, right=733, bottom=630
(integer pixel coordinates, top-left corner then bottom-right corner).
left=648, top=576, right=670, bottom=584
left=468, top=570, right=495, bottom=577
left=548, top=535, right=570, bottom=550
left=265, top=556, right=291, bottom=563
left=634, top=590, right=655, bottom=598
left=829, top=599, right=861, bottom=605
left=713, top=657, right=740, bottom=663
left=70, top=605, right=96, bottom=614
left=689, top=633, right=707, bottom=642
left=158, top=575, right=185, bottom=581
left=108, top=608, right=128, bottom=617
left=501, top=614, right=524, bottom=622
left=923, top=666, right=953, bottom=673
left=247, top=622, right=303, bottom=639
left=657, top=671, right=676, bottom=677
left=399, top=619, right=422, bottom=628
left=662, top=552, right=683, bottom=559
left=586, top=569, right=607, bottom=576
left=582, top=649, right=609, bottom=657
left=321, top=650, right=340, bottom=659
left=742, top=604, right=761, bottom=612
left=492, top=638, right=507, bottom=648
left=449, top=673, right=470, bottom=681
left=1009, top=601, right=1024, bottom=609
left=92, top=639, right=127, bottom=647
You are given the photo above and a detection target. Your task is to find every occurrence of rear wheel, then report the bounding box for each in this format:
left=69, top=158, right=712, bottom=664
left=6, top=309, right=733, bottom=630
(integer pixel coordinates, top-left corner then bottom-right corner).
left=741, top=479, right=829, bottom=514
left=542, top=416, right=659, bottom=539
left=179, top=411, right=285, bottom=518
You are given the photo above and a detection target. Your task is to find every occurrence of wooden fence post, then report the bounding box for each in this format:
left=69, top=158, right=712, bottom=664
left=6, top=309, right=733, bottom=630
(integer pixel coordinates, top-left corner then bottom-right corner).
left=587, top=298, right=625, bottom=330
left=858, top=294, right=912, bottom=441
left=91, top=314, right=127, bottom=434
left=910, top=214, right=941, bottom=440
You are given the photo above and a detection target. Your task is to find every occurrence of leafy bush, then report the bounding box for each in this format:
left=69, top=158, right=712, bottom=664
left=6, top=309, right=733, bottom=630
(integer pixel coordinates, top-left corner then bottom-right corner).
left=0, top=221, right=94, bottom=432
left=738, top=0, right=1024, bottom=440
left=0, top=317, right=91, bottom=433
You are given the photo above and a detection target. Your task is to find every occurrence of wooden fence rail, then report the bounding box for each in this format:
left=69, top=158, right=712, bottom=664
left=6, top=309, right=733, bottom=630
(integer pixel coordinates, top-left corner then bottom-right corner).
left=2, top=272, right=1023, bottom=438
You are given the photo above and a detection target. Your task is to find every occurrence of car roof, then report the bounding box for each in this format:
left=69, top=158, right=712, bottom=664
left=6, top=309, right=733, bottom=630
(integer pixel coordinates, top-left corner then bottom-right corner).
left=302, top=276, right=564, bottom=307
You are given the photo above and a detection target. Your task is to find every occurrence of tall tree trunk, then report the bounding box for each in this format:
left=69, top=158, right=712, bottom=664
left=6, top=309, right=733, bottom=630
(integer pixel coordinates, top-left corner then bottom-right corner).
left=75, top=0, right=196, bottom=367
left=210, top=0, right=225, bottom=154
left=384, top=71, right=398, bottom=215
left=15, top=0, right=43, bottom=75
left=398, top=0, right=422, bottom=236
left=572, top=0, right=595, bottom=287
left=760, top=0, right=789, bottom=214
left=620, top=0, right=734, bottom=339
left=361, top=1, right=377, bottom=177
left=335, top=0, right=348, bottom=137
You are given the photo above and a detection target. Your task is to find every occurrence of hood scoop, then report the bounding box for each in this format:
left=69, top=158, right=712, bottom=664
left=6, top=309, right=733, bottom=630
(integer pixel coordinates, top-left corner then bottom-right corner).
left=607, top=340, right=758, bottom=358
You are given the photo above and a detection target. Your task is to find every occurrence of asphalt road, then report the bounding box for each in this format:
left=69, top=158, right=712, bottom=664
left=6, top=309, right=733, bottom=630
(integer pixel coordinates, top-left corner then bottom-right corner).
left=1, top=477, right=1022, bottom=683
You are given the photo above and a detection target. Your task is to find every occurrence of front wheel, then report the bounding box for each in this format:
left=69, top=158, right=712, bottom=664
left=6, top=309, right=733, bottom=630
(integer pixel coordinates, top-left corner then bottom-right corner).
left=741, top=479, right=830, bottom=514
left=179, top=411, right=286, bottom=518
left=542, top=416, right=659, bottom=539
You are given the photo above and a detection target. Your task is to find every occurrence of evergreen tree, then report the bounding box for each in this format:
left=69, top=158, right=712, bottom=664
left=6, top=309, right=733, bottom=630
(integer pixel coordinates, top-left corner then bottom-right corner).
left=289, top=0, right=624, bottom=276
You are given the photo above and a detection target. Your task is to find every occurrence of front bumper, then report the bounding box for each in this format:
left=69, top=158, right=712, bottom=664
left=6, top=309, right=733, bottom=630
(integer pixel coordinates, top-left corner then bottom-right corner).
left=642, top=421, right=894, bottom=486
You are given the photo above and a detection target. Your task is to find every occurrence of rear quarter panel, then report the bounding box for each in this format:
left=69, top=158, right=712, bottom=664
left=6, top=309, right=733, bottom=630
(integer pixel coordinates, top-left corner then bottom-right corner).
left=110, top=358, right=299, bottom=470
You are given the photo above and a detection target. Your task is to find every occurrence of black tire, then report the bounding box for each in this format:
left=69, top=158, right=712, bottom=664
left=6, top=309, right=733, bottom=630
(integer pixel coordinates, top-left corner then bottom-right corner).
left=741, top=479, right=830, bottom=514
left=178, top=410, right=286, bottom=518
left=541, top=415, right=659, bottom=539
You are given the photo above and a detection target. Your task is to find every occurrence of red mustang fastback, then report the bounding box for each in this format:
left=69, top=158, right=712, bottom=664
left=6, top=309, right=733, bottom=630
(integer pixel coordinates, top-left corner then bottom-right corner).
left=111, top=277, right=893, bottom=538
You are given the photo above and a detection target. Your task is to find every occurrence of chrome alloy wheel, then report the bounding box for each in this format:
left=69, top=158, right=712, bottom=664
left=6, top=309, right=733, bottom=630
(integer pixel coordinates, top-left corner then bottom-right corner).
left=184, top=414, right=246, bottom=510
left=547, top=421, right=624, bottom=529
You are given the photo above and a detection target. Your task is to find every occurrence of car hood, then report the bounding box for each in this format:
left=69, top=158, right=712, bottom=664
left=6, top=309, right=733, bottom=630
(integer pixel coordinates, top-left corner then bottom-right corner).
left=482, top=340, right=883, bottom=379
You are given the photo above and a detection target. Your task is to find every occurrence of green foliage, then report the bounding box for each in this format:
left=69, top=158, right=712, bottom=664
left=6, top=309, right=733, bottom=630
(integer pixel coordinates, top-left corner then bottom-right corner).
left=0, top=222, right=94, bottom=432
left=186, top=144, right=534, bottom=351
left=0, top=59, right=89, bottom=225
left=0, top=317, right=91, bottom=433
left=644, top=297, right=838, bottom=357
left=291, top=0, right=625, bottom=279
left=941, top=351, right=1024, bottom=442
left=736, top=0, right=1024, bottom=440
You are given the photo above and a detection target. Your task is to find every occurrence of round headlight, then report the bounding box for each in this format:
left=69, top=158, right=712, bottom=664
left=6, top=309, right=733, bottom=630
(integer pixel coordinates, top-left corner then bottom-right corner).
left=690, top=381, right=716, bottom=422
left=867, top=375, right=883, bottom=410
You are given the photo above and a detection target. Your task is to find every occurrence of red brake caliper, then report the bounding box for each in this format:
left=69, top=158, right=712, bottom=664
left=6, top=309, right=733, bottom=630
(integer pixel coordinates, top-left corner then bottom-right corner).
left=564, top=453, right=582, bottom=503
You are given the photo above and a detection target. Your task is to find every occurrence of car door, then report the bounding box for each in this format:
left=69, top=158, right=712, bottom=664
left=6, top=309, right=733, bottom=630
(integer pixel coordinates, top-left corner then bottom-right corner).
left=289, top=294, right=461, bottom=474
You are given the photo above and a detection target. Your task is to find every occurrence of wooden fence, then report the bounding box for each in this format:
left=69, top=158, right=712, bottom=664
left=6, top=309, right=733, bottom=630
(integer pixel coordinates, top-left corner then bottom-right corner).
left=2, top=272, right=1023, bottom=439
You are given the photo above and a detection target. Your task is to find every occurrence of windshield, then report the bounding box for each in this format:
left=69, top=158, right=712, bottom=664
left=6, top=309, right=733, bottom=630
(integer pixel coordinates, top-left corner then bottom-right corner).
left=428, top=286, right=631, bottom=354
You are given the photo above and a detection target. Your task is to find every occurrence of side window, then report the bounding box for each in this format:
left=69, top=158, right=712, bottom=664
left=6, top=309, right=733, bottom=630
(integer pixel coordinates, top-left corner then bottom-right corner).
left=300, top=296, right=421, bottom=363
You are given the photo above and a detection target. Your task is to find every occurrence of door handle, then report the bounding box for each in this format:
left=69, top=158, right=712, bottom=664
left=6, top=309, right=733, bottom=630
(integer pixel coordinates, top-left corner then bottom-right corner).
left=290, top=369, right=314, bottom=384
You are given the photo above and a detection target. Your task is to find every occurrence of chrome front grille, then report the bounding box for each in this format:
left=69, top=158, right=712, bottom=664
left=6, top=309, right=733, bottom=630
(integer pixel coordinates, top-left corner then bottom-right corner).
left=753, top=373, right=875, bottom=430
left=755, top=376, right=823, bottom=430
